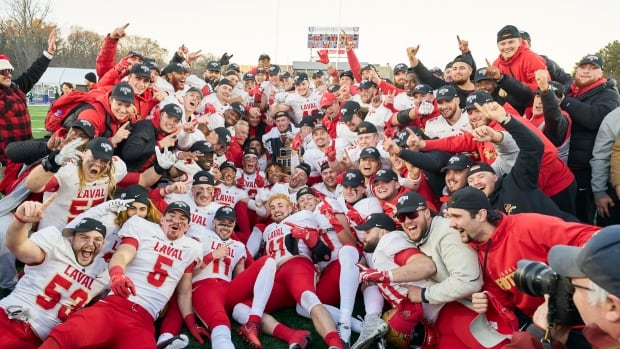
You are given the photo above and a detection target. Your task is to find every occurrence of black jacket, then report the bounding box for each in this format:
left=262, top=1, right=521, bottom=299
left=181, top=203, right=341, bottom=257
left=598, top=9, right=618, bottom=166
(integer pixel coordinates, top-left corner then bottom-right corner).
left=117, top=120, right=163, bottom=172
left=487, top=116, right=578, bottom=221
left=561, top=79, right=620, bottom=169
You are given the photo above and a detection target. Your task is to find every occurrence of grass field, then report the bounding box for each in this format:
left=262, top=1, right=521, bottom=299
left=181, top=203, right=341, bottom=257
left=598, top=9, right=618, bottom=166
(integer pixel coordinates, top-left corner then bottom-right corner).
left=26, top=104, right=384, bottom=349
left=29, top=104, right=49, bottom=139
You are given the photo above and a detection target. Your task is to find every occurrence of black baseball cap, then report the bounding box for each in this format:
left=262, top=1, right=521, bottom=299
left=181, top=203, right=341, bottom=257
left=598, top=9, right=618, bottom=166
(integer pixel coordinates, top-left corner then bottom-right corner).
left=214, top=127, right=232, bottom=148
left=219, top=161, right=237, bottom=172
left=190, top=140, right=214, bottom=154
left=393, top=63, right=408, bottom=74
left=412, top=84, right=433, bottom=95
left=227, top=63, right=241, bottom=72
left=342, top=169, right=365, bottom=187
left=193, top=170, right=215, bottom=185
left=395, top=191, right=428, bottom=215
left=464, top=91, right=494, bottom=111
left=111, top=82, right=135, bottom=104
left=161, top=62, right=187, bottom=75
left=473, top=68, right=494, bottom=83
left=341, top=100, right=361, bottom=122
left=356, top=121, right=377, bottom=135
left=229, top=102, right=245, bottom=117
left=269, top=64, right=281, bottom=75
left=578, top=54, right=603, bottom=70
left=359, top=79, right=377, bottom=89
left=294, top=72, right=309, bottom=85
left=445, top=186, right=502, bottom=219
left=466, top=162, right=496, bottom=177
left=117, top=184, right=150, bottom=207
left=497, top=25, right=520, bottom=42
left=339, top=70, right=354, bottom=80
left=295, top=163, right=311, bottom=177
left=65, top=217, right=107, bottom=238
left=129, top=63, right=151, bottom=79
left=217, top=78, right=234, bottom=88
left=373, top=169, right=398, bottom=183
left=359, top=146, right=380, bottom=160
left=441, top=155, right=473, bottom=173
left=214, top=206, right=236, bottom=221
left=87, top=137, right=114, bottom=161
left=161, top=103, right=183, bottom=119
left=206, top=61, right=222, bottom=72
left=70, top=119, right=95, bottom=138
left=243, top=72, right=255, bottom=81
left=296, top=186, right=317, bottom=201
left=435, top=85, right=459, bottom=101
left=356, top=212, right=396, bottom=231
left=165, top=201, right=191, bottom=219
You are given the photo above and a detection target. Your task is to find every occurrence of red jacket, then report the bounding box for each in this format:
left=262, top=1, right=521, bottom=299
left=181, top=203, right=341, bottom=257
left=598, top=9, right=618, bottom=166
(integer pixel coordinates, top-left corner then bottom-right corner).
left=468, top=213, right=598, bottom=317
left=493, top=41, right=548, bottom=92
left=95, top=35, right=118, bottom=79
left=77, top=89, right=135, bottom=139
left=225, top=138, right=245, bottom=168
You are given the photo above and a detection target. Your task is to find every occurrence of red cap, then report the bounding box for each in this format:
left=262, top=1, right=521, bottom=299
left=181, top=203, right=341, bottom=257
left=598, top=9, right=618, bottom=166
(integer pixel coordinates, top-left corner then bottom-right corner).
left=320, top=93, right=337, bottom=108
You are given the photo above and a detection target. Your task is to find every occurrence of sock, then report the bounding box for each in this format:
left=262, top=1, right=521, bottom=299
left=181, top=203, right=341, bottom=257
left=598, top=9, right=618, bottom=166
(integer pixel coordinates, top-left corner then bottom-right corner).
left=246, top=227, right=263, bottom=257
left=211, top=325, right=235, bottom=349
left=324, top=331, right=344, bottom=348
left=250, top=257, right=275, bottom=317
left=232, top=303, right=251, bottom=324
left=247, top=314, right=261, bottom=324
left=363, top=284, right=384, bottom=315
left=338, top=246, right=359, bottom=324
left=272, top=323, right=296, bottom=342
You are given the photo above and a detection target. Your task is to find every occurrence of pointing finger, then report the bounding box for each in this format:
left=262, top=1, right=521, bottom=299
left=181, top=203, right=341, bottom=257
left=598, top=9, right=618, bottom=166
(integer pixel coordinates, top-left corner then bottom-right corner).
left=457, top=35, right=461, bottom=43
left=41, top=192, right=58, bottom=211
left=122, top=23, right=130, bottom=29
left=485, top=58, right=493, bottom=67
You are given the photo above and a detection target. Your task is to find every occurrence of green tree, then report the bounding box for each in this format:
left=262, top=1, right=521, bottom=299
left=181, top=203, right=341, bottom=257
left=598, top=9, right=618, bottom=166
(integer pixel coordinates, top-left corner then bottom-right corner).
left=597, top=40, right=620, bottom=82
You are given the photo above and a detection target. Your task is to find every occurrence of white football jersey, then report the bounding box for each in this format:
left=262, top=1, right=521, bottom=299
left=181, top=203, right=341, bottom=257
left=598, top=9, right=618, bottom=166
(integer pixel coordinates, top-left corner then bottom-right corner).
left=165, top=193, right=223, bottom=231
left=424, top=111, right=472, bottom=139
left=190, top=229, right=246, bottom=283
left=0, top=228, right=109, bottom=339
left=215, top=184, right=249, bottom=207
left=235, top=169, right=266, bottom=199
left=282, top=91, right=321, bottom=124
left=313, top=198, right=346, bottom=270
left=302, top=148, right=328, bottom=178
left=373, top=230, right=443, bottom=322
left=262, top=210, right=318, bottom=265
left=39, top=157, right=128, bottom=230
left=311, top=182, right=343, bottom=201
left=114, top=216, right=202, bottom=319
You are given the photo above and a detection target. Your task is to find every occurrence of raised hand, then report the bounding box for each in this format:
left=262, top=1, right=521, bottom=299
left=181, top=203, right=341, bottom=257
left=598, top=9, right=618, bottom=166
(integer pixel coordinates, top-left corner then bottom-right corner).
left=14, top=194, right=57, bottom=224
left=406, top=45, right=420, bottom=67
left=534, top=69, right=549, bottom=91
left=158, top=130, right=178, bottom=149
left=484, top=58, right=501, bottom=80
left=457, top=35, right=469, bottom=53
left=111, top=121, right=132, bottom=146
left=110, top=23, right=129, bottom=40
left=47, top=28, right=57, bottom=55
left=54, top=138, right=85, bottom=166
left=106, top=198, right=135, bottom=213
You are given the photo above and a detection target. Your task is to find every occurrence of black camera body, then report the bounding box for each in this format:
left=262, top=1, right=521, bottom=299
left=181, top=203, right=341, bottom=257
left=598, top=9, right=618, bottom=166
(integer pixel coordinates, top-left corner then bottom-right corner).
left=514, top=259, right=583, bottom=326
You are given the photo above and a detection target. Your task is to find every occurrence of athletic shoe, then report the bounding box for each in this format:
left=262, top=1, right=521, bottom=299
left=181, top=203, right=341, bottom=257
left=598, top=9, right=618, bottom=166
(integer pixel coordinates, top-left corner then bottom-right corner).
left=238, top=320, right=262, bottom=349
left=288, top=329, right=311, bottom=349
left=350, top=313, right=388, bottom=349
left=337, top=322, right=352, bottom=348
left=156, top=334, right=189, bottom=349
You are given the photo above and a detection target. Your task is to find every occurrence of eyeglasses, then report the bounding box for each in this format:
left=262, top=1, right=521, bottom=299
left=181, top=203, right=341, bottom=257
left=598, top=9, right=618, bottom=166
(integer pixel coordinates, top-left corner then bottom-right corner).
left=0, top=69, right=13, bottom=77
left=396, top=208, right=426, bottom=223
left=567, top=281, right=594, bottom=293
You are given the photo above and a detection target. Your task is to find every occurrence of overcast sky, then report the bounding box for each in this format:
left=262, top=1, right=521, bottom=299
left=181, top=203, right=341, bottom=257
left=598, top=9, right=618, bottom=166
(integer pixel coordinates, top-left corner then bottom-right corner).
left=48, top=0, right=619, bottom=72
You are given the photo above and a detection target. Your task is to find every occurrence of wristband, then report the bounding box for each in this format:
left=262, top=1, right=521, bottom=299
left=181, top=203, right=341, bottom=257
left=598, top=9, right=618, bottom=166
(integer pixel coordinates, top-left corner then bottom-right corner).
left=13, top=213, right=28, bottom=224
left=396, top=109, right=412, bottom=124
left=41, top=152, right=61, bottom=173
left=109, top=265, right=125, bottom=277
left=153, top=162, right=167, bottom=175
left=202, top=252, right=214, bottom=265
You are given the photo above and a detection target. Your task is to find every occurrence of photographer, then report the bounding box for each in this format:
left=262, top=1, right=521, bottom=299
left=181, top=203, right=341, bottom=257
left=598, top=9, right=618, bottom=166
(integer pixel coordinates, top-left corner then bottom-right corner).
left=444, top=186, right=600, bottom=330
left=505, top=224, right=620, bottom=348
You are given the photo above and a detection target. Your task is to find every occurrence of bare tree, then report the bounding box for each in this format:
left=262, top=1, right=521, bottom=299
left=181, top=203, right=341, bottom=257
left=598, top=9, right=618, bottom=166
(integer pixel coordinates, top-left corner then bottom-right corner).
left=54, top=26, right=103, bottom=68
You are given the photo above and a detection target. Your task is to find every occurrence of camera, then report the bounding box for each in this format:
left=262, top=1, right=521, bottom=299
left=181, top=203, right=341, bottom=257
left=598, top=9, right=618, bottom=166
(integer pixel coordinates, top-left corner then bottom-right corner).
left=514, top=259, right=583, bottom=326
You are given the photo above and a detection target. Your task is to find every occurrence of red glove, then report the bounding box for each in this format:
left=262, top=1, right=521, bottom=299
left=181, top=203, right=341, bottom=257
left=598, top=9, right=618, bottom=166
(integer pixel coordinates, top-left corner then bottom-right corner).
left=289, top=225, right=320, bottom=248
left=114, top=56, right=132, bottom=76
left=291, top=134, right=303, bottom=152
left=236, top=177, right=245, bottom=189
left=248, top=86, right=261, bottom=97
left=184, top=314, right=210, bottom=344
left=255, top=173, right=265, bottom=188
left=358, top=264, right=393, bottom=284
left=384, top=122, right=397, bottom=139
left=317, top=49, right=329, bottom=64
left=109, top=266, right=136, bottom=298
left=204, top=104, right=216, bottom=115
left=346, top=209, right=364, bottom=225
left=324, top=141, right=337, bottom=162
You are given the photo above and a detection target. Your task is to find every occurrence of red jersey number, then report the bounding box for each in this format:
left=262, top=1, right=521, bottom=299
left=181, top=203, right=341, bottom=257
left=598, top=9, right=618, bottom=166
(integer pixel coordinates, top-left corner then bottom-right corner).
left=147, top=255, right=174, bottom=287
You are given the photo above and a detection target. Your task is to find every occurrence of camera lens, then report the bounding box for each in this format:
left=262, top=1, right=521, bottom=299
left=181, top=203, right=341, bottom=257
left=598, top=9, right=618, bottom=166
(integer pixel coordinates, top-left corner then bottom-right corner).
left=514, top=260, right=558, bottom=296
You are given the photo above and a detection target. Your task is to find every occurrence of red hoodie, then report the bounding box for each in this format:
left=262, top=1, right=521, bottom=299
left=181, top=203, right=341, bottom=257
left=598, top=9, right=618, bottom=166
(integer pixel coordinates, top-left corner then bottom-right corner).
left=77, top=89, right=135, bottom=140
left=468, top=213, right=598, bottom=316
left=493, top=41, right=548, bottom=92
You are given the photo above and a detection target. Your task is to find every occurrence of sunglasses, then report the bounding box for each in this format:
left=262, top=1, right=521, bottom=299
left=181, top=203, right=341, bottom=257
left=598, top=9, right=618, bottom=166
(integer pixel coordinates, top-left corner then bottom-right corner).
left=396, top=208, right=426, bottom=223
left=0, top=69, right=13, bottom=77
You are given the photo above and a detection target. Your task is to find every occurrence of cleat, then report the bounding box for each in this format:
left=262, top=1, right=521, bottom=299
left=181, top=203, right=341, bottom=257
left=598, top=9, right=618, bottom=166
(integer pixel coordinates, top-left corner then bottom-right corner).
left=351, top=313, right=388, bottom=349
left=238, top=320, right=262, bottom=349
left=156, top=334, right=189, bottom=349
left=288, top=330, right=311, bottom=349
left=337, top=322, right=352, bottom=348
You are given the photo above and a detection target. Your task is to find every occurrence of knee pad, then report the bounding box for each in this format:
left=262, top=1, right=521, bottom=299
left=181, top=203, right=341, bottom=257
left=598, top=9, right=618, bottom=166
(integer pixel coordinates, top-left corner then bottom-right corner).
left=300, top=290, right=322, bottom=313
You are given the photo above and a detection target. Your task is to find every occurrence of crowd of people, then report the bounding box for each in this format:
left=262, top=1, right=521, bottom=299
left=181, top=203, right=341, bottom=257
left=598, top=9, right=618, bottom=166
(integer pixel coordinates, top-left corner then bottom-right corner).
left=0, top=21, right=619, bottom=349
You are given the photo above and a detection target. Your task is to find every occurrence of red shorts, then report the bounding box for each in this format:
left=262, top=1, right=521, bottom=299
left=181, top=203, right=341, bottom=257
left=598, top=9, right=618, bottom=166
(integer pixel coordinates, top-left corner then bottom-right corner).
left=193, top=278, right=231, bottom=329
left=225, top=255, right=271, bottom=311
left=47, top=295, right=155, bottom=349
left=0, top=309, right=42, bottom=349
left=263, top=257, right=317, bottom=312
left=316, top=260, right=341, bottom=306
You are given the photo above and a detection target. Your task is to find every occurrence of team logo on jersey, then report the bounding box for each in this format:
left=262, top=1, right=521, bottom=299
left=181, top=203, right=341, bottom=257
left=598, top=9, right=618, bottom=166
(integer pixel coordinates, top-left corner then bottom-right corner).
left=397, top=195, right=408, bottom=206
left=503, top=203, right=517, bottom=214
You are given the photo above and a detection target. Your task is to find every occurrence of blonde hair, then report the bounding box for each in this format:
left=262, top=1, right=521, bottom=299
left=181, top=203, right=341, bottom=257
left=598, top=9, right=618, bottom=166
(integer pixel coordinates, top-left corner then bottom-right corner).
left=114, top=198, right=162, bottom=226
left=78, top=154, right=116, bottom=200
left=267, top=193, right=292, bottom=207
